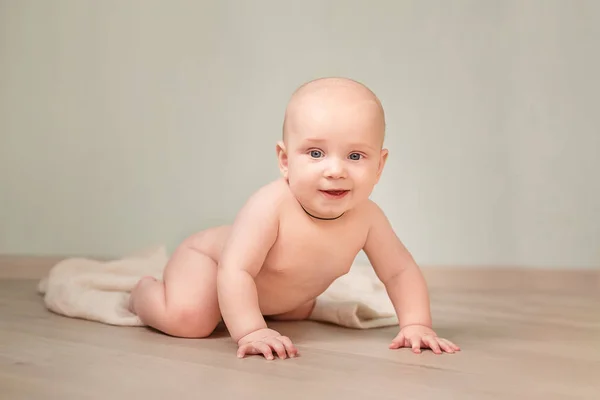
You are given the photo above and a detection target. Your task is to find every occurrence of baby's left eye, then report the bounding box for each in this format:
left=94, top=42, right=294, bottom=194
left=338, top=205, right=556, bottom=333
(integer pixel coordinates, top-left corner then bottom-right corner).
left=349, top=153, right=362, bottom=160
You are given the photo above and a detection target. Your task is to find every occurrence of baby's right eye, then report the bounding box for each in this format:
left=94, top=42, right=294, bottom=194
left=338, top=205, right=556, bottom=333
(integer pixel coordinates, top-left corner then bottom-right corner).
left=310, top=150, right=323, bottom=158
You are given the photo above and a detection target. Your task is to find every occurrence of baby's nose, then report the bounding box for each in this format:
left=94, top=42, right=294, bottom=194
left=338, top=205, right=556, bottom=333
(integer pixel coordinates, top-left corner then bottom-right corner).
left=324, top=158, right=347, bottom=178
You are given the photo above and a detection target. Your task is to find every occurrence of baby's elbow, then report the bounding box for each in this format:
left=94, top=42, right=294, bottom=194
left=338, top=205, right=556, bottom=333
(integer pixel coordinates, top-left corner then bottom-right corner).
left=381, top=270, right=403, bottom=287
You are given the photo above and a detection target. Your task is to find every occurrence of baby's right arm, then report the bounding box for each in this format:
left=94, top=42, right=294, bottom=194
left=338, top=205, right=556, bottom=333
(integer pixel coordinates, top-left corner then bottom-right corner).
left=216, top=184, right=298, bottom=360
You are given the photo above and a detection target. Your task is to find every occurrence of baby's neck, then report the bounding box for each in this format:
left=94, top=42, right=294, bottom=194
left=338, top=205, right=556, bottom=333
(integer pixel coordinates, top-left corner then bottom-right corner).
left=299, top=203, right=345, bottom=221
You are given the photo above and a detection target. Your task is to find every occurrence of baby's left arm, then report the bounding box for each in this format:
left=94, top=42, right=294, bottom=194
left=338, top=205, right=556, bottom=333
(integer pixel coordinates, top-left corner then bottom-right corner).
left=362, top=201, right=460, bottom=355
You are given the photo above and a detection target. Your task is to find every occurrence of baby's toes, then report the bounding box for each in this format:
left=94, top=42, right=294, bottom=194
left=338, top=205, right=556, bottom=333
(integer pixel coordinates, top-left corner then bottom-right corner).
left=129, top=276, right=157, bottom=312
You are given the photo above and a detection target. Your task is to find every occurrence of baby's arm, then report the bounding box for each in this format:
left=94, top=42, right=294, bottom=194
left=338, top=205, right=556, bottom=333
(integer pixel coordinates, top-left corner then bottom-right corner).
left=362, top=201, right=460, bottom=354
left=217, top=186, right=297, bottom=360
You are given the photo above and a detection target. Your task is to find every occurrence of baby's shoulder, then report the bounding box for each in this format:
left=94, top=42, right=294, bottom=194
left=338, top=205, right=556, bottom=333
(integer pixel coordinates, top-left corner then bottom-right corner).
left=351, top=199, right=390, bottom=228
left=355, top=198, right=385, bottom=217
left=239, top=178, right=290, bottom=215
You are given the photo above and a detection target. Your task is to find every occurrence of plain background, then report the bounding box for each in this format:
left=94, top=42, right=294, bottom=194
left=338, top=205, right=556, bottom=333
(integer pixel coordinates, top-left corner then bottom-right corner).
left=1, top=0, right=598, bottom=269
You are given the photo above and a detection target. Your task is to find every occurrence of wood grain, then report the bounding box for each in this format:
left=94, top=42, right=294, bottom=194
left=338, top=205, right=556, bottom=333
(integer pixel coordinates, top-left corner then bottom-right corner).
left=1, top=257, right=599, bottom=399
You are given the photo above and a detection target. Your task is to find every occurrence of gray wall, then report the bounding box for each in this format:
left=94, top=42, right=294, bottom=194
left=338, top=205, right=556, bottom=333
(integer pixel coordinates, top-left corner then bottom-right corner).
left=1, top=0, right=598, bottom=268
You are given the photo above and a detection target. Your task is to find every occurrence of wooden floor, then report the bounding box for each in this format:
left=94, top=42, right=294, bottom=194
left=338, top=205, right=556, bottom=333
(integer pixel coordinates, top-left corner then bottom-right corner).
left=1, top=258, right=599, bottom=399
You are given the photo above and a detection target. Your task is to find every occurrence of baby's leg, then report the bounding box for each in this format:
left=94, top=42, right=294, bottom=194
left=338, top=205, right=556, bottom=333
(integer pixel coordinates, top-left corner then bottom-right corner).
left=130, top=242, right=221, bottom=338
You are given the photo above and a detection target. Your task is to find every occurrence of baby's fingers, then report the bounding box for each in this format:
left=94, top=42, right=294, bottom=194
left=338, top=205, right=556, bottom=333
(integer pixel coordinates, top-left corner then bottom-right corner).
left=409, top=337, right=422, bottom=354
left=265, top=338, right=288, bottom=359
left=389, top=333, right=406, bottom=349
left=434, top=338, right=454, bottom=354
left=440, top=338, right=461, bottom=352
left=423, top=336, right=442, bottom=354
left=237, top=342, right=274, bottom=360
left=278, top=336, right=299, bottom=357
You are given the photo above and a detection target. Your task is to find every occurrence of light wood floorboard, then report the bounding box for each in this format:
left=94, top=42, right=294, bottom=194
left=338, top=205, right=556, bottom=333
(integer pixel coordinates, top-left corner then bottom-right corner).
left=0, top=257, right=598, bottom=399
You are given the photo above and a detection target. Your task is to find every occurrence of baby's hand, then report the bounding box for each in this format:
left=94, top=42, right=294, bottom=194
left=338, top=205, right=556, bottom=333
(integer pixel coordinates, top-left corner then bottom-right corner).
left=389, top=324, right=460, bottom=354
left=236, top=328, right=298, bottom=360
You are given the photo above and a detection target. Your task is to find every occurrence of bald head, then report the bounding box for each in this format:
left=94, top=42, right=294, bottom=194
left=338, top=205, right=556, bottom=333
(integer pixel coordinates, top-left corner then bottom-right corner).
left=282, top=77, right=385, bottom=145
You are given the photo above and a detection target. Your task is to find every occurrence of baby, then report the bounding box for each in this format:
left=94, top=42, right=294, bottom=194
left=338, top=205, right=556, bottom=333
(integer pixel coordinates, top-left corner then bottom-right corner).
left=129, top=77, right=460, bottom=359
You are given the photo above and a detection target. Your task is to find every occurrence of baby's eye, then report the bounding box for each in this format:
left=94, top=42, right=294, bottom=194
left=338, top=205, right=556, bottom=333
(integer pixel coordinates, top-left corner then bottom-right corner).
left=310, top=150, right=323, bottom=158
left=349, top=153, right=362, bottom=160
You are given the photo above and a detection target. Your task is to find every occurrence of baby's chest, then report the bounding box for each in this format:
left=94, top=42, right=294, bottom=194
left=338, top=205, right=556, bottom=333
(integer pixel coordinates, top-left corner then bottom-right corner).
left=265, top=222, right=366, bottom=276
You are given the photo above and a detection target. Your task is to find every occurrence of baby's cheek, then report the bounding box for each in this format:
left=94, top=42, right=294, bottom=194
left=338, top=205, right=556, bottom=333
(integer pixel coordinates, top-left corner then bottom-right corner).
left=351, top=169, right=373, bottom=184
left=353, top=173, right=379, bottom=197
left=287, top=174, right=312, bottom=195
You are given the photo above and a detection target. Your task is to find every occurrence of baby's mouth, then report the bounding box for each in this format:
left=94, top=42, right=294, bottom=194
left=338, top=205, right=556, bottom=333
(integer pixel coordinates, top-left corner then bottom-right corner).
left=320, top=189, right=350, bottom=198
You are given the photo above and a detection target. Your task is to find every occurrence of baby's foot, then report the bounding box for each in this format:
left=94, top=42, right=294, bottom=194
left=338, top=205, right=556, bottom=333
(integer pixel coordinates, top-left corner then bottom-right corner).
left=128, top=276, right=157, bottom=314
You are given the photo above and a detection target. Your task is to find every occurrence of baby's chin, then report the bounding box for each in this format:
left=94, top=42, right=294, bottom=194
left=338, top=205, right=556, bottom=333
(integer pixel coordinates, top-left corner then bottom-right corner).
left=308, top=197, right=355, bottom=216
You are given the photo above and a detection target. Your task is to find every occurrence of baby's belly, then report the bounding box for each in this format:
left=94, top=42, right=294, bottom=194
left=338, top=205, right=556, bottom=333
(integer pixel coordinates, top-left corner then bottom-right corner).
left=253, top=266, right=348, bottom=316
left=253, top=274, right=327, bottom=316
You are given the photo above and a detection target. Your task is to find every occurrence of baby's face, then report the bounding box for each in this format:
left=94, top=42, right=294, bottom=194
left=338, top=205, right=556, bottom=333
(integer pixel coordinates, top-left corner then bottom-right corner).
left=279, top=81, right=387, bottom=219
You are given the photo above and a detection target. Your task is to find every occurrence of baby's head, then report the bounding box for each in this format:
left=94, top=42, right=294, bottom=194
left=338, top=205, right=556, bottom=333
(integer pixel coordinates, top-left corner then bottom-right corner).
left=277, top=77, right=388, bottom=219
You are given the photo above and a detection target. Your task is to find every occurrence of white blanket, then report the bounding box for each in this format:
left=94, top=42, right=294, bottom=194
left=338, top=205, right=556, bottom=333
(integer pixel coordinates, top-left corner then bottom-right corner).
left=37, top=246, right=398, bottom=330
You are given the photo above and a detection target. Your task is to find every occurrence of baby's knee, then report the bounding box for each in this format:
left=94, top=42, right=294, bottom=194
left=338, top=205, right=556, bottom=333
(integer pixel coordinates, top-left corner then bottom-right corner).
left=166, top=307, right=217, bottom=338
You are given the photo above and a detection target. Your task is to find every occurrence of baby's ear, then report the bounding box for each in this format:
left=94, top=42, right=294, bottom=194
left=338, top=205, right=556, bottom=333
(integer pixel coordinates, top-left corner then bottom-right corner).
left=276, top=141, right=289, bottom=179
left=375, top=148, right=389, bottom=183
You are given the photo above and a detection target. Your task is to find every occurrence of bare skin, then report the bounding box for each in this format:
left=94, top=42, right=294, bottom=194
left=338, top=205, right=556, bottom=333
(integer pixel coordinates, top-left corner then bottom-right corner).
left=129, top=77, right=460, bottom=360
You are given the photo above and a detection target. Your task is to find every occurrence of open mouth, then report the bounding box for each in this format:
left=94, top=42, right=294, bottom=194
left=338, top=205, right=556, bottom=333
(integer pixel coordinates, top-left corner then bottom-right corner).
left=320, top=189, right=350, bottom=199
